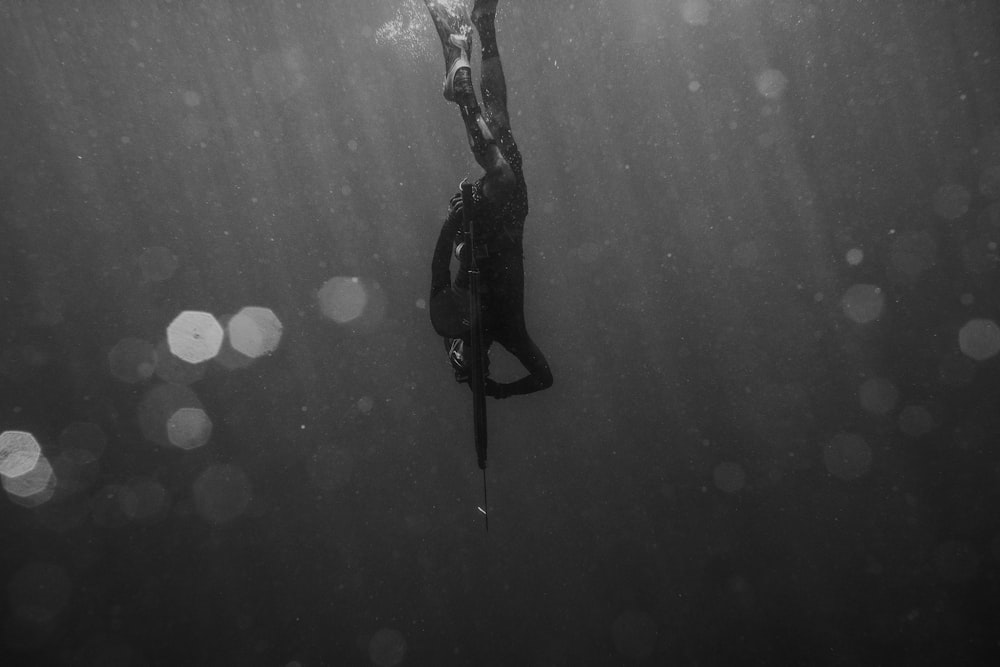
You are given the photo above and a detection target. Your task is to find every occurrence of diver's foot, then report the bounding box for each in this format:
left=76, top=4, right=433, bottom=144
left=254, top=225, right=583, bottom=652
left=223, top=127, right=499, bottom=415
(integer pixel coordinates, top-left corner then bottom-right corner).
left=442, top=34, right=474, bottom=105
left=472, top=0, right=499, bottom=28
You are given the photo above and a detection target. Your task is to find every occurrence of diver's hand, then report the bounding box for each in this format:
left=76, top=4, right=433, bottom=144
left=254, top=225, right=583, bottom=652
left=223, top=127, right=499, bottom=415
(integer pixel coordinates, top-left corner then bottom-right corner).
left=484, top=378, right=509, bottom=399
left=448, top=191, right=464, bottom=217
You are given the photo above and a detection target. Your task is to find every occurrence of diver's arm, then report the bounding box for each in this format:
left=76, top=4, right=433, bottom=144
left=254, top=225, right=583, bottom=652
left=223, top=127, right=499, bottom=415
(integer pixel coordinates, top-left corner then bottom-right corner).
left=430, top=205, right=462, bottom=296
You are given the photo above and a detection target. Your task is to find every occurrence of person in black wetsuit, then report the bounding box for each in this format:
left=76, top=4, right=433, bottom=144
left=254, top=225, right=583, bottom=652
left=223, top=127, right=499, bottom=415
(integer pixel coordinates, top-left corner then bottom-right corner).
left=426, top=0, right=552, bottom=399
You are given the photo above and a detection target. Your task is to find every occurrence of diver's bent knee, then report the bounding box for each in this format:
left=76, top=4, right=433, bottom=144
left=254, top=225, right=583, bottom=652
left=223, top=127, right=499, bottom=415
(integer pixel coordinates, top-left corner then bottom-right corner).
left=538, top=369, right=553, bottom=390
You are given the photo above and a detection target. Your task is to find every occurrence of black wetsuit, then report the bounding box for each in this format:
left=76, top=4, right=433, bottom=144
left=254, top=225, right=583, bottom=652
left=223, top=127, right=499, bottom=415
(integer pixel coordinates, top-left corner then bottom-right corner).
left=430, top=130, right=552, bottom=397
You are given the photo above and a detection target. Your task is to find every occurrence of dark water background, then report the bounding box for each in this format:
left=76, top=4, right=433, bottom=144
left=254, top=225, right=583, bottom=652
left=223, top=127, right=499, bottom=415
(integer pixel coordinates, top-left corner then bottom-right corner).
left=2, top=1, right=1000, bottom=665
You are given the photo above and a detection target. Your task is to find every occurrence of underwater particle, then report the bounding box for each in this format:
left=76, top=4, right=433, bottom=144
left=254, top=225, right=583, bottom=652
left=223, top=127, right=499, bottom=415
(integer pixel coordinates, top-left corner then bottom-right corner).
left=192, top=463, right=252, bottom=525
left=137, top=246, right=178, bottom=282
left=841, top=283, right=884, bottom=324
left=181, top=90, right=201, bottom=107
left=932, top=183, right=971, bottom=220
left=713, top=461, right=746, bottom=494
left=611, top=610, right=658, bottom=661
left=357, top=396, right=374, bottom=414
left=933, top=540, right=980, bottom=584
left=7, top=562, right=72, bottom=624
left=108, top=337, right=157, bottom=383
left=375, top=0, right=436, bottom=59
left=227, top=306, right=283, bottom=358
left=755, top=68, right=788, bottom=99
left=680, top=0, right=711, bottom=26
left=845, top=247, right=864, bottom=266
left=822, top=433, right=872, bottom=481
left=369, top=628, right=407, bottom=667
left=958, top=318, right=1000, bottom=361
left=3, top=456, right=56, bottom=507
left=858, top=377, right=899, bottom=416
left=0, top=430, right=42, bottom=479
left=166, top=311, right=223, bottom=364
left=166, top=407, right=212, bottom=450
left=980, top=165, right=1000, bottom=199
left=898, top=405, right=935, bottom=438
left=318, top=276, right=368, bottom=324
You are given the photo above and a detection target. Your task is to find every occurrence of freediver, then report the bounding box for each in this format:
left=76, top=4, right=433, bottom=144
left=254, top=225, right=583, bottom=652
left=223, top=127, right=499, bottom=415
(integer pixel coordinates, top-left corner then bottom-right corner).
left=426, top=0, right=552, bottom=398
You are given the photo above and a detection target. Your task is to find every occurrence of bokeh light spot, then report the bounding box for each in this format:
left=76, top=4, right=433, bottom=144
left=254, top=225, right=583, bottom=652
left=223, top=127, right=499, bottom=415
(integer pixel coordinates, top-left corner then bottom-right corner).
left=166, top=311, right=223, bottom=364
left=858, top=377, right=899, bottom=416
left=108, top=337, right=157, bottom=383
left=933, top=183, right=971, bottom=220
left=8, top=562, right=72, bottom=624
left=958, top=318, right=1000, bottom=361
left=3, top=456, right=56, bottom=506
left=755, top=68, right=788, bottom=99
left=193, top=464, right=252, bottom=525
left=713, top=461, right=746, bottom=494
left=137, top=383, right=205, bottom=448
left=841, top=283, right=884, bottom=324
left=318, top=276, right=368, bottom=323
left=228, top=306, right=283, bottom=358
left=166, top=407, right=212, bottom=450
left=898, top=405, right=935, bottom=438
left=369, top=628, right=407, bottom=667
left=0, top=431, right=42, bottom=479
left=680, top=0, right=711, bottom=26
left=822, top=433, right=872, bottom=481
left=611, top=610, right=658, bottom=660
left=845, top=247, right=864, bottom=266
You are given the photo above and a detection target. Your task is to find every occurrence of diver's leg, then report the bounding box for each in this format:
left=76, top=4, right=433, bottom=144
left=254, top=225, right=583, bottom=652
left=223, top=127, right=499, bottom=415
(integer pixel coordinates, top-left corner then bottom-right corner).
left=423, top=2, right=475, bottom=105
left=424, top=1, right=513, bottom=202
left=472, top=0, right=510, bottom=137
left=492, top=327, right=553, bottom=396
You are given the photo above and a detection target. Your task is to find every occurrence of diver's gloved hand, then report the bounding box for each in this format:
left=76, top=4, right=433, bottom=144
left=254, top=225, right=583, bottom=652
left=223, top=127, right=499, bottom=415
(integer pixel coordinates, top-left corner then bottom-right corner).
left=449, top=191, right=464, bottom=217
left=484, top=378, right=509, bottom=399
